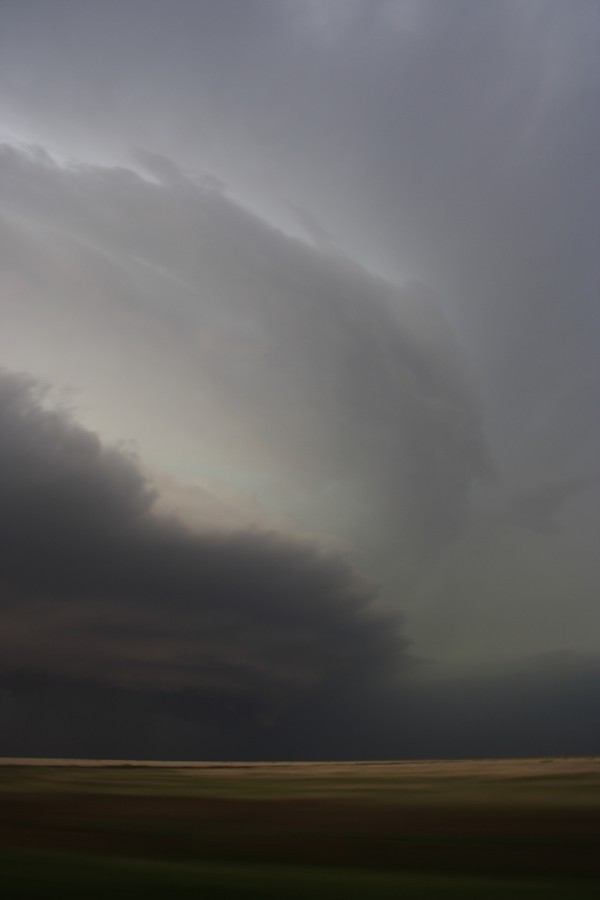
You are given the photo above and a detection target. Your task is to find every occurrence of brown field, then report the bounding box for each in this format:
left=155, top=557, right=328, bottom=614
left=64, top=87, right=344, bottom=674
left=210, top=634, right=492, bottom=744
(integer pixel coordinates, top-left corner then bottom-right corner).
left=1, top=756, right=599, bottom=898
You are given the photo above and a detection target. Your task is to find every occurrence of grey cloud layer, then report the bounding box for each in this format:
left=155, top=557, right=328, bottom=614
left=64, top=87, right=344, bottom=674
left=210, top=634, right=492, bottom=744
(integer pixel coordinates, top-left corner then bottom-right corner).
left=0, top=143, right=491, bottom=561
left=0, top=0, right=596, bottom=499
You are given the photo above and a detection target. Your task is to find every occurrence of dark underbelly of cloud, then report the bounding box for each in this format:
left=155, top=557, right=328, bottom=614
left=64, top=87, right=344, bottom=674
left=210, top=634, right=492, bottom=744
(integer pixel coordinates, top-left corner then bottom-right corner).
left=0, top=368, right=406, bottom=730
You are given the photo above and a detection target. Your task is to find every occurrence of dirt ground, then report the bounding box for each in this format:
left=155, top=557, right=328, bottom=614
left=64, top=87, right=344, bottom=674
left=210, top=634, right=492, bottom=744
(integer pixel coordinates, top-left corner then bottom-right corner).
left=1, top=756, right=599, bottom=884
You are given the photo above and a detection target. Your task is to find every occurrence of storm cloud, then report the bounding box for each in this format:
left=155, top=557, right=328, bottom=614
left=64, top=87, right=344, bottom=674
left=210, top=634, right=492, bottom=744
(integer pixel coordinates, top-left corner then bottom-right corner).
left=0, top=1, right=598, bottom=758
left=0, top=142, right=491, bottom=563
left=0, top=369, right=404, bottom=715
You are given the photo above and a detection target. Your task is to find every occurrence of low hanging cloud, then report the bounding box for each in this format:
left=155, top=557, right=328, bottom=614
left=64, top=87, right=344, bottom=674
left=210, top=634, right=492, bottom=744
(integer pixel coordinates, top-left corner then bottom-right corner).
left=0, top=368, right=406, bottom=721
left=0, top=371, right=597, bottom=759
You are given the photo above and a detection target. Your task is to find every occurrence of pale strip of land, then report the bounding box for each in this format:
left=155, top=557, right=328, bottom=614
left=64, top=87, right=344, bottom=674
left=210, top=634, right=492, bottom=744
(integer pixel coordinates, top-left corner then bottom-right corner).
left=3, top=756, right=599, bottom=809
left=1, top=755, right=599, bottom=778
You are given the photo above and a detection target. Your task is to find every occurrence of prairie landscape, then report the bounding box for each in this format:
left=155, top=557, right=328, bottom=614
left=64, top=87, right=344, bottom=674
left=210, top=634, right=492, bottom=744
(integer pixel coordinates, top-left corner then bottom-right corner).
left=1, top=756, right=599, bottom=898
left=1, top=2, right=599, bottom=896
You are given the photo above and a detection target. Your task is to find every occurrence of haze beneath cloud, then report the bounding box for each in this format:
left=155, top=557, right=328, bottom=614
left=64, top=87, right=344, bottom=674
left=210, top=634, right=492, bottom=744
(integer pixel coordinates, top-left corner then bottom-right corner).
left=0, top=0, right=598, bottom=758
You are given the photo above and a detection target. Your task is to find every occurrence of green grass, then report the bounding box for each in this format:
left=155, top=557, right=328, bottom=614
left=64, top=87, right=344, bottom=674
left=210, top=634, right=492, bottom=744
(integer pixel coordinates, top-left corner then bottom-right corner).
left=2, top=848, right=598, bottom=899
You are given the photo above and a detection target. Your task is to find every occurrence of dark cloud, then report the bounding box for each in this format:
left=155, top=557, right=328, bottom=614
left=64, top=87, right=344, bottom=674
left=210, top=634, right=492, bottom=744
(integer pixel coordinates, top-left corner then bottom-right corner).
left=408, top=653, right=600, bottom=759
left=0, top=373, right=598, bottom=759
left=2, top=648, right=599, bottom=761
left=0, top=368, right=405, bottom=723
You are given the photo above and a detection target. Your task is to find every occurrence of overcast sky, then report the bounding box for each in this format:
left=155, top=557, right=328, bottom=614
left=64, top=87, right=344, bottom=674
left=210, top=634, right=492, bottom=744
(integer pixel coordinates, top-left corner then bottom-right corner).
left=0, top=0, right=598, bottom=759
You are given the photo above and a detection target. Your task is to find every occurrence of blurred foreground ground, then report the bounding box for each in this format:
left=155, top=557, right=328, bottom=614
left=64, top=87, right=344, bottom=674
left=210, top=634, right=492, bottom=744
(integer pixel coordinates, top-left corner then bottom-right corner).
left=1, top=757, right=599, bottom=898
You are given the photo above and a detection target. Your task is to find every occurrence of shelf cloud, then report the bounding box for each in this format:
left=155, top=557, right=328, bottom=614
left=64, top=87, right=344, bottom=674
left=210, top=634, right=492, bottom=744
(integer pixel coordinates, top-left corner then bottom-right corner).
left=0, top=0, right=598, bottom=758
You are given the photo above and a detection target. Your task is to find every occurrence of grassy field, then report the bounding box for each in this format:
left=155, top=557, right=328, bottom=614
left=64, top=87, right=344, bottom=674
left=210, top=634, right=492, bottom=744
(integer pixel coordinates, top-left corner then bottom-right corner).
left=1, top=757, right=599, bottom=897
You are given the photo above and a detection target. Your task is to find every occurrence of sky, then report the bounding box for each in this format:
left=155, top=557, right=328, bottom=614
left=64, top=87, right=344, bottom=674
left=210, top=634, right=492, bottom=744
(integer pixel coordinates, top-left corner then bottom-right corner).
left=0, top=0, right=598, bottom=760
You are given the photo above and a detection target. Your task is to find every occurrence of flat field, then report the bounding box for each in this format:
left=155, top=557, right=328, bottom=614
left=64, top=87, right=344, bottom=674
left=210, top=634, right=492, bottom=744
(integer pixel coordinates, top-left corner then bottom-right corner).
left=1, top=757, right=599, bottom=898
